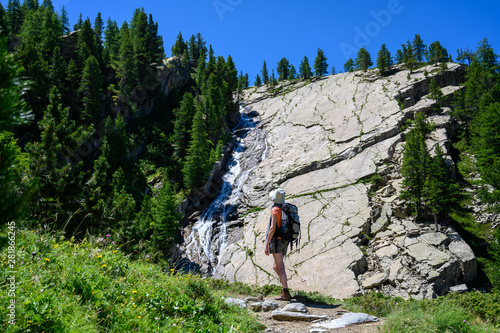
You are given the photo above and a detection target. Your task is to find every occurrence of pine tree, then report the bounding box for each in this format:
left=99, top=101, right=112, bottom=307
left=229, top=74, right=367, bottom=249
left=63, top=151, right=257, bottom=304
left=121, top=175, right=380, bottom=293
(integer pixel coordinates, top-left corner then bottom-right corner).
left=475, top=38, right=498, bottom=70
left=147, top=14, right=164, bottom=64
left=0, top=35, right=35, bottom=226
left=344, top=58, right=355, bottom=72
left=149, top=178, right=181, bottom=252
left=59, top=5, right=69, bottom=34
left=224, top=54, right=238, bottom=95
left=289, top=65, right=297, bottom=79
left=355, top=47, right=373, bottom=71
left=428, top=78, right=444, bottom=111
left=277, top=57, right=290, bottom=81
left=79, top=54, right=102, bottom=120
left=172, top=31, right=187, bottom=57
left=171, top=92, right=196, bottom=162
left=376, top=43, right=392, bottom=75
left=401, top=112, right=434, bottom=216
left=183, top=105, right=210, bottom=189
left=73, top=13, right=83, bottom=30
left=254, top=74, right=262, bottom=86
left=7, top=0, right=22, bottom=34
left=473, top=102, right=500, bottom=190
left=261, top=60, right=269, bottom=84
left=331, top=65, right=336, bottom=75
left=106, top=113, right=130, bottom=173
left=0, top=3, right=6, bottom=32
left=412, top=34, right=426, bottom=62
left=93, top=12, right=104, bottom=40
left=429, top=41, right=448, bottom=65
left=395, top=49, right=404, bottom=64
left=116, top=21, right=136, bottom=103
left=423, top=144, right=461, bottom=229
left=299, top=56, right=312, bottom=79
left=104, top=18, right=120, bottom=61
left=403, top=40, right=416, bottom=73
left=41, top=0, right=54, bottom=11
left=314, top=48, right=328, bottom=77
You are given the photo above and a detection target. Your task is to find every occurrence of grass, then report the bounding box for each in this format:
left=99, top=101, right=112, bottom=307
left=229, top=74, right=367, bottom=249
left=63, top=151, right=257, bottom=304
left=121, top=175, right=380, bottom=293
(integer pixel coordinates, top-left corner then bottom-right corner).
left=0, top=228, right=264, bottom=332
left=3, top=228, right=500, bottom=332
left=343, top=291, right=500, bottom=332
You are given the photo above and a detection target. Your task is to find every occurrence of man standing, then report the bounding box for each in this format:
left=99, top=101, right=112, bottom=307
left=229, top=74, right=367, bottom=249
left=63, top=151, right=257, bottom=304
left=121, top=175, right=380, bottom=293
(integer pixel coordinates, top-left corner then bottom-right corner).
left=264, top=188, right=291, bottom=301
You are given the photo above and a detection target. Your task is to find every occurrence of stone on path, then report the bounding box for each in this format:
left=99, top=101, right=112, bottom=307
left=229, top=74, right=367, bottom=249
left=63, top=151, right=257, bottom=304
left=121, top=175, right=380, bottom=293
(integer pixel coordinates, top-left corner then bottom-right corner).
left=271, top=310, right=328, bottom=322
left=311, top=312, right=378, bottom=329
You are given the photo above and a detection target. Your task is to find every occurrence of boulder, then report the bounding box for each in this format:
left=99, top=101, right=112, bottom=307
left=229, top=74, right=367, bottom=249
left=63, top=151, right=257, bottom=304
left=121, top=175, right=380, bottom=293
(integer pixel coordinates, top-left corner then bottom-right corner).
left=282, top=302, right=308, bottom=313
left=311, top=312, right=378, bottom=329
left=271, top=310, right=328, bottom=322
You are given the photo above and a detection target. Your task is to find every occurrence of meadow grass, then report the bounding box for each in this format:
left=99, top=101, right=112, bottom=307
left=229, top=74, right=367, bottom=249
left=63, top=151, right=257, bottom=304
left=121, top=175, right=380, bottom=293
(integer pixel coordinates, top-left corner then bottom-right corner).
left=0, top=228, right=264, bottom=332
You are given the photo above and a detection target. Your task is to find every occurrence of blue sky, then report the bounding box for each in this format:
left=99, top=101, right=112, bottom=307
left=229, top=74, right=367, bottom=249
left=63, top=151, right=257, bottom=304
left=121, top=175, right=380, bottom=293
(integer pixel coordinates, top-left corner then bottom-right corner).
left=3, top=0, right=500, bottom=83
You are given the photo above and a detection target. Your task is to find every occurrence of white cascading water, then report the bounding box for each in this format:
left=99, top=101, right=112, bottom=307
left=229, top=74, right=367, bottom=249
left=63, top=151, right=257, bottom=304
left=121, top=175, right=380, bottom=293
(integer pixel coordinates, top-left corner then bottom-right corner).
left=185, top=106, right=262, bottom=273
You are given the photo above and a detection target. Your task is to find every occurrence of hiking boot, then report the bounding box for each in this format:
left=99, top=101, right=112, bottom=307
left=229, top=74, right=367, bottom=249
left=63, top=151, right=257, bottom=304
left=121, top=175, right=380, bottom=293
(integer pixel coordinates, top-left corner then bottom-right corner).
left=275, top=288, right=291, bottom=301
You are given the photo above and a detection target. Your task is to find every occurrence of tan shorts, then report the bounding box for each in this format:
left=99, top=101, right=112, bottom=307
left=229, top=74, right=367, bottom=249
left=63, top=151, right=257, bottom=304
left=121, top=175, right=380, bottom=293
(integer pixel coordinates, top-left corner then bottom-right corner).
left=269, top=238, right=289, bottom=255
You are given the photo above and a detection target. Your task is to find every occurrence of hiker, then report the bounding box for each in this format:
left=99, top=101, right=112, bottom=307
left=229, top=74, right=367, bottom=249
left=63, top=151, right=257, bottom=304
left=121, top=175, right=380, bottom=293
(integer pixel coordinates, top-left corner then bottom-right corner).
left=264, top=188, right=291, bottom=301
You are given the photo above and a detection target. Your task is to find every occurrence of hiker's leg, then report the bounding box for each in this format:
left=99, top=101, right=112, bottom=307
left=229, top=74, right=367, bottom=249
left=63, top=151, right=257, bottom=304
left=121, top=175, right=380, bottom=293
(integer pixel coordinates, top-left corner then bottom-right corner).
left=272, top=253, right=288, bottom=289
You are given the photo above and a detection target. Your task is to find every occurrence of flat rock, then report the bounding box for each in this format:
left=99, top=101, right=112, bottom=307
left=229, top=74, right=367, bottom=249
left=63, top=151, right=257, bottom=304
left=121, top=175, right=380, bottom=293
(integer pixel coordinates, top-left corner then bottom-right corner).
left=449, top=284, right=468, bottom=293
left=407, top=242, right=451, bottom=267
left=271, top=310, right=328, bottom=322
left=419, top=232, right=449, bottom=246
left=311, top=312, right=378, bottom=329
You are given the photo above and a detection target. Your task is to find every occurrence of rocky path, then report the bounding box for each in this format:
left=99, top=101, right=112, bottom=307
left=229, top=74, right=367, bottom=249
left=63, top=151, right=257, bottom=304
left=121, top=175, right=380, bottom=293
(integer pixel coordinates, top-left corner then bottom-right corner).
left=225, top=295, right=384, bottom=333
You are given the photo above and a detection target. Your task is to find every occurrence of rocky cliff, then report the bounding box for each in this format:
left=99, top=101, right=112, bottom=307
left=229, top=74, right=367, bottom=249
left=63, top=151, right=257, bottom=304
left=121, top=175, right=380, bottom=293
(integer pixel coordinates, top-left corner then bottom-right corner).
left=194, top=63, right=479, bottom=300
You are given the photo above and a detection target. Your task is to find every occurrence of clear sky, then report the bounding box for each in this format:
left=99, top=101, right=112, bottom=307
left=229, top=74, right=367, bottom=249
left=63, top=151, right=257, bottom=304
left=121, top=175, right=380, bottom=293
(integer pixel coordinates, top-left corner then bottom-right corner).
left=3, top=0, right=500, bottom=83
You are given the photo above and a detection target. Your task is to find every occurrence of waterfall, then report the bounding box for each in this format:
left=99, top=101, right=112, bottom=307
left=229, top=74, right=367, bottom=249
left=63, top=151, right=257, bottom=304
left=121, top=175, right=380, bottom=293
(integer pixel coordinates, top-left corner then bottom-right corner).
left=185, top=106, right=262, bottom=273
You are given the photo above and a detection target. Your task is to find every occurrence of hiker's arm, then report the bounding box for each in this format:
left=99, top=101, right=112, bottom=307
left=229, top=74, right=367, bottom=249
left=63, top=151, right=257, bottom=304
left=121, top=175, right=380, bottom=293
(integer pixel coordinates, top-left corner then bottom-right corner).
left=264, top=214, right=277, bottom=256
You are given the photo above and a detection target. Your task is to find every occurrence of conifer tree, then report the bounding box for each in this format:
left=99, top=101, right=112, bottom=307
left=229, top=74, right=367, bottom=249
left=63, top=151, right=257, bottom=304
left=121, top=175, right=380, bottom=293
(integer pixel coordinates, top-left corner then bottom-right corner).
left=79, top=54, right=102, bottom=120
left=331, top=65, right=336, bottom=75
left=0, top=35, right=35, bottom=226
left=289, top=65, right=297, bottom=79
left=7, top=0, right=22, bottom=34
left=41, top=0, right=54, bottom=11
left=254, top=74, right=262, bottom=86
left=172, top=31, right=187, bottom=57
left=277, top=57, right=290, bottom=81
left=402, top=40, right=416, bottom=73
left=116, top=21, right=136, bottom=103
left=376, top=43, right=392, bottom=75
left=224, top=54, right=238, bottom=95
left=314, top=48, right=328, bottom=77
left=93, top=12, right=103, bottom=40
left=412, top=34, right=426, bottom=62
left=429, top=41, right=448, bottom=65
left=428, top=78, right=444, bottom=111
left=344, top=58, right=354, bottom=72
left=183, top=105, right=210, bottom=189
left=147, top=14, right=164, bottom=64
left=149, top=178, right=181, bottom=252
left=355, top=47, right=372, bottom=71
left=423, top=144, right=461, bottom=228
left=475, top=38, right=498, bottom=70
left=171, top=92, right=196, bottom=162
left=73, top=13, right=83, bottom=30
left=299, top=55, right=312, bottom=79
left=59, top=6, right=69, bottom=34
left=261, top=60, right=269, bottom=84
left=401, top=112, right=434, bottom=216
left=104, top=18, right=120, bottom=61
left=106, top=113, right=130, bottom=173
left=395, top=49, right=404, bottom=64
left=0, top=4, right=6, bottom=32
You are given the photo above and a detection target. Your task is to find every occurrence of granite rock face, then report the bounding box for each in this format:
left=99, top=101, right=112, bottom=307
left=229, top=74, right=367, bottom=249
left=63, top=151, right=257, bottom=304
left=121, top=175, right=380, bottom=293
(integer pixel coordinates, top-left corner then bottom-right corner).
left=197, top=63, right=476, bottom=300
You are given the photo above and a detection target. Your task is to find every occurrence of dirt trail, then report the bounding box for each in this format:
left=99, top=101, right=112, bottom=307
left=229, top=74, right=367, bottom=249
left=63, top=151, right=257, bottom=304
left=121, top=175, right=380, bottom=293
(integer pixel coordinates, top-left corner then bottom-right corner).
left=256, top=295, right=384, bottom=333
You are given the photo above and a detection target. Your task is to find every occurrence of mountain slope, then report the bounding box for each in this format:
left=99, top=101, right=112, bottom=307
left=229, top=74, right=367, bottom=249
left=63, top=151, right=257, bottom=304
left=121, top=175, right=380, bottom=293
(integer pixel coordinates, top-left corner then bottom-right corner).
left=211, top=63, right=475, bottom=300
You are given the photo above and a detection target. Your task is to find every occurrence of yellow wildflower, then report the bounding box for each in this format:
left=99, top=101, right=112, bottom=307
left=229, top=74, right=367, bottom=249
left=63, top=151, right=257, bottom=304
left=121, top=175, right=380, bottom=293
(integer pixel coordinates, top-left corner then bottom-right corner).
left=44, top=258, right=50, bottom=262
left=113, top=250, right=117, bottom=253
left=102, top=264, right=107, bottom=267
left=138, top=316, right=141, bottom=319
left=131, top=297, right=135, bottom=300
left=54, top=244, right=58, bottom=248
left=132, top=290, right=137, bottom=293
left=97, top=255, right=102, bottom=258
